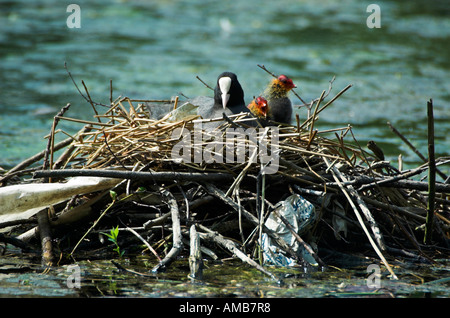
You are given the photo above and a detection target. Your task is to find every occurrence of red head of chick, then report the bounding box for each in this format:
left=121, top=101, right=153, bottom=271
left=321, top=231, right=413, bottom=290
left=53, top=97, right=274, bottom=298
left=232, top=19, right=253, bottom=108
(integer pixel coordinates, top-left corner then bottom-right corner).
left=247, top=96, right=268, bottom=118
left=263, top=74, right=296, bottom=125
left=267, top=74, right=296, bottom=97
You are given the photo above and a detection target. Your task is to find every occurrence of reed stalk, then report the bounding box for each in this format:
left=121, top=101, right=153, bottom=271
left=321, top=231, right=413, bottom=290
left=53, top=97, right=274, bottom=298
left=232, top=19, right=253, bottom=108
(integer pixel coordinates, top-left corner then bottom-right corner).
left=424, top=99, right=436, bottom=245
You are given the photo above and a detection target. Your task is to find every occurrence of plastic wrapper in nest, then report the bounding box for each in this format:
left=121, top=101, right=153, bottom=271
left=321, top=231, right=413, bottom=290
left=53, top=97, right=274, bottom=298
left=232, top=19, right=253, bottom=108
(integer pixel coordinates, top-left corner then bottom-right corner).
left=262, top=194, right=318, bottom=267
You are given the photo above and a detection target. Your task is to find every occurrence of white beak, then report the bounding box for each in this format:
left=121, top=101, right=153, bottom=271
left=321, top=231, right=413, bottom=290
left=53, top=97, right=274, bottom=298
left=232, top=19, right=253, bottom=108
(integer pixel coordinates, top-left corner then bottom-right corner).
left=218, top=76, right=231, bottom=109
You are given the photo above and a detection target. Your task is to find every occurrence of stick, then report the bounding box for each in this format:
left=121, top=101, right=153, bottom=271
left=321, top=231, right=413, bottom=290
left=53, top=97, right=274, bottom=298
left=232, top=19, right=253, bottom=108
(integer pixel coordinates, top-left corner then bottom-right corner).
left=323, top=157, right=398, bottom=280
left=42, top=103, right=71, bottom=176
left=336, top=166, right=386, bottom=251
left=297, top=76, right=336, bottom=110
left=111, top=260, right=158, bottom=278
left=299, top=84, right=352, bottom=130
left=424, top=99, right=436, bottom=245
left=110, top=79, right=113, bottom=104
left=309, top=90, right=325, bottom=135
left=37, top=209, right=54, bottom=266
left=362, top=197, right=426, bottom=223
left=51, top=190, right=110, bottom=227
left=143, top=212, right=171, bottom=229
left=54, top=116, right=114, bottom=127
left=257, top=171, right=265, bottom=264
left=0, top=233, right=36, bottom=252
left=257, top=64, right=307, bottom=104
left=121, top=220, right=161, bottom=262
left=356, top=166, right=428, bottom=191
left=387, top=121, right=447, bottom=180
left=188, top=224, right=203, bottom=280
left=257, top=64, right=277, bottom=78
left=196, top=76, right=214, bottom=91
left=81, top=80, right=101, bottom=122
left=387, top=121, right=426, bottom=162
left=34, top=169, right=235, bottom=182
left=271, top=208, right=326, bottom=268
left=225, top=128, right=267, bottom=196
left=204, top=184, right=301, bottom=264
left=151, top=188, right=183, bottom=272
left=0, top=137, right=73, bottom=185
left=0, top=218, right=37, bottom=230
left=197, top=224, right=279, bottom=282
left=64, top=62, right=109, bottom=108
left=173, top=96, right=179, bottom=110
left=368, top=178, right=450, bottom=193
left=70, top=193, right=117, bottom=256
left=52, top=125, right=92, bottom=169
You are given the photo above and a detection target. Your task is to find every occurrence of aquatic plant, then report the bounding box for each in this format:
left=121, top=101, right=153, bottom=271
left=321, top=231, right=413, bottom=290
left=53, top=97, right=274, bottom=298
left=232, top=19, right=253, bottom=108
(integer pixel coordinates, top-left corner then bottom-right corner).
left=102, top=225, right=124, bottom=258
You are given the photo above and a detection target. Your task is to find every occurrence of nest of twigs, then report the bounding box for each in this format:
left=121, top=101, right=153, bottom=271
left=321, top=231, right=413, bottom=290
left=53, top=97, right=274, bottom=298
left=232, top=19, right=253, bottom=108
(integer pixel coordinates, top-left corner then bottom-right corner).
left=1, top=73, right=449, bottom=281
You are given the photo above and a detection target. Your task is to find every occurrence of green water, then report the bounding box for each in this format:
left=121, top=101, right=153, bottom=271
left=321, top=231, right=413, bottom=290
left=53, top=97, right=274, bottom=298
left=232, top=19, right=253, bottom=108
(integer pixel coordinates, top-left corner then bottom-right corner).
left=1, top=251, right=449, bottom=298
left=0, top=0, right=449, bottom=172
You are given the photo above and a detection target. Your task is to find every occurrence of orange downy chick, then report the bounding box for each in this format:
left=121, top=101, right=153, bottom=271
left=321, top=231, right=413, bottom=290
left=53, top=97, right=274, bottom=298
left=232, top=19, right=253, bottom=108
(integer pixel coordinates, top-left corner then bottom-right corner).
left=247, top=96, right=268, bottom=119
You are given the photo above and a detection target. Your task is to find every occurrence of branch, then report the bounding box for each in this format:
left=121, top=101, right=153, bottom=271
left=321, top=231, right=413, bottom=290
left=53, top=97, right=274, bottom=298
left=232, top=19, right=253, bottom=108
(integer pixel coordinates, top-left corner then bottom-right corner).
left=196, top=75, right=214, bottom=91
left=197, top=224, right=279, bottom=281
left=37, top=209, right=54, bottom=266
left=257, top=64, right=307, bottom=104
left=34, top=169, right=235, bottom=183
left=120, top=219, right=161, bottom=262
left=64, top=62, right=109, bottom=108
left=204, top=183, right=302, bottom=264
left=0, top=137, right=73, bottom=185
left=152, top=188, right=183, bottom=272
left=188, top=225, right=203, bottom=280
left=388, top=121, right=447, bottom=180
left=299, top=84, right=352, bottom=130
left=323, top=157, right=398, bottom=280
left=42, top=103, right=72, bottom=173
left=424, top=99, right=436, bottom=244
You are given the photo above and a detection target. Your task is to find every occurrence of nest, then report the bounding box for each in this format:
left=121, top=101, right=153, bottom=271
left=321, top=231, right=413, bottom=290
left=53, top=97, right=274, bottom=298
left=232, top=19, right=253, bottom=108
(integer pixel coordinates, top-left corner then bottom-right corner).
left=1, top=74, right=449, bottom=281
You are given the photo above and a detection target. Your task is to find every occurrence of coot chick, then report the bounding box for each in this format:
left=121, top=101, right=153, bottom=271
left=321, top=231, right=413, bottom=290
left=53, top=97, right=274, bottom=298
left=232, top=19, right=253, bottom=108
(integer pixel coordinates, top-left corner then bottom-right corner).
left=247, top=96, right=269, bottom=126
left=263, top=74, right=296, bottom=125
